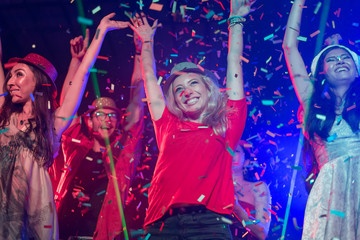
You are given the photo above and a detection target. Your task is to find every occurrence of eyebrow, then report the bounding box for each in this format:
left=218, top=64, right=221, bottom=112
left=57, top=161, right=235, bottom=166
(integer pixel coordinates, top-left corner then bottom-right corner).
left=327, top=53, right=350, bottom=58
left=12, top=68, right=25, bottom=73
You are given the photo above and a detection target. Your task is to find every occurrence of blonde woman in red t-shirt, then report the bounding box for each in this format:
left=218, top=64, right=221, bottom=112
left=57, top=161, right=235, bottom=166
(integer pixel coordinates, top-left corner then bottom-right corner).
left=130, top=0, right=255, bottom=238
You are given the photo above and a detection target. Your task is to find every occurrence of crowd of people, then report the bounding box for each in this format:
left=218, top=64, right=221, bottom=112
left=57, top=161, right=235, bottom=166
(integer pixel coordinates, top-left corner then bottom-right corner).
left=0, top=0, right=359, bottom=239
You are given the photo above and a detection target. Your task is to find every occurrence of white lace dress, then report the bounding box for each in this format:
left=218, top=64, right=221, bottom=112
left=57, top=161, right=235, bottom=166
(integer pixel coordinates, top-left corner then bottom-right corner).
left=302, top=115, right=360, bottom=240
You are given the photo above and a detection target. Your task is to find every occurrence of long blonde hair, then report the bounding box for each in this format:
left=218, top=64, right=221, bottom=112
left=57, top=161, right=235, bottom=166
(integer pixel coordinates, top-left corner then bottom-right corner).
left=165, top=74, right=228, bottom=136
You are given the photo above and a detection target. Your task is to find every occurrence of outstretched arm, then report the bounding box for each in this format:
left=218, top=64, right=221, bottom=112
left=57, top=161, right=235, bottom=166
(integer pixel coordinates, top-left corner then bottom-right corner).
left=130, top=13, right=164, bottom=121
left=59, top=29, right=90, bottom=105
left=283, top=0, right=312, bottom=110
left=0, top=36, right=5, bottom=108
left=233, top=182, right=271, bottom=240
left=123, top=31, right=145, bottom=132
left=227, top=0, right=255, bottom=100
left=54, top=13, right=129, bottom=140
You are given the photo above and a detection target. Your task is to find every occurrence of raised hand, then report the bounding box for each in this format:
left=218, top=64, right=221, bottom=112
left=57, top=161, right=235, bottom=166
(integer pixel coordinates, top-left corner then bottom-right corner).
left=99, top=13, right=129, bottom=33
left=133, top=31, right=142, bottom=53
left=230, top=0, right=257, bottom=17
left=70, top=29, right=89, bottom=60
left=129, top=12, right=161, bottom=42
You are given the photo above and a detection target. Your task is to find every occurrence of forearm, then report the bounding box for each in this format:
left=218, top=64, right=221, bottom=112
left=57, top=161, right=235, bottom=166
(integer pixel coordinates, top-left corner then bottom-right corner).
left=141, top=40, right=165, bottom=120
left=123, top=54, right=145, bottom=131
left=233, top=204, right=267, bottom=240
left=226, top=22, right=244, bottom=100
left=55, top=25, right=108, bottom=135
left=0, top=60, right=5, bottom=107
left=59, top=57, right=81, bottom=105
left=283, top=0, right=305, bottom=50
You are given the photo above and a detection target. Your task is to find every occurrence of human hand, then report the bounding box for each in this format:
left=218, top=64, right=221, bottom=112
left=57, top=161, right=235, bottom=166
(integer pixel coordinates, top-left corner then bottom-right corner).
left=133, top=31, right=142, bottom=53
left=70, top=29, right=89, bottom=60
left=129, top=12, right=162, bottom=42
left=99, top=13, right=130, bottom=33
left=230, top=0, right=257, bottom=18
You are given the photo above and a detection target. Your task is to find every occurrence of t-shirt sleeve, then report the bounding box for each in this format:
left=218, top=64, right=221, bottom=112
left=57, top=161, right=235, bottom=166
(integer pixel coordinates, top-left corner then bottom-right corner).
left=226, top=98, right=247, bottom=149
left=153, top=106, right=175, bottom=147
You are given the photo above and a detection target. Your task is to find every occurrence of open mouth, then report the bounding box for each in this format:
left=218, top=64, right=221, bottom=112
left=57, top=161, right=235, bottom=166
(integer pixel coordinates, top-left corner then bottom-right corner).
left=9, top=89, right=20, bottom=94
left=335, top=66, right=349, bottom=72
left=185, top=97, right=199, bottom=105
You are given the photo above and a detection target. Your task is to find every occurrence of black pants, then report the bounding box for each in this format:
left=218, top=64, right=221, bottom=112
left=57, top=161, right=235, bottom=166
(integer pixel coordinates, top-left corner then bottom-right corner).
left=145, top=206, right=232, bottom=240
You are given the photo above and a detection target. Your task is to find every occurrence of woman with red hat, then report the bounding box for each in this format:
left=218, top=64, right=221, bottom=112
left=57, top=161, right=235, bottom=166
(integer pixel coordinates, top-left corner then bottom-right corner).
left=283, top=0, right=360, bottom=239
left=129, top=0, right=254, bottom=238
left=0, top=13, right=129, bottom=239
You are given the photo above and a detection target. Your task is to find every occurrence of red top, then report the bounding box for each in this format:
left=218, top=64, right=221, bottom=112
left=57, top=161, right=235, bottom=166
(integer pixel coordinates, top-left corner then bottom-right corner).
left=144, top=98, right=247, bottom=226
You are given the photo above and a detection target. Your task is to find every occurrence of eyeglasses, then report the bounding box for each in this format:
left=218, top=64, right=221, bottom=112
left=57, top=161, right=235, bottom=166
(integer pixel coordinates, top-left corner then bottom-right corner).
left=94, top=111, right=118, bottom=121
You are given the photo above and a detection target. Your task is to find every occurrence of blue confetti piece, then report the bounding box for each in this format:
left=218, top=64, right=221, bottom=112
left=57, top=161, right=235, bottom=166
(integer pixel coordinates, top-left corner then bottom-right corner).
left=0, top=128, right=10, bottom=134
left=330, top=210, right=345, bottom=217
left=96, top=190, right=106, bottom=196
left=0, top=92, right=8, bottom=97
left=77, top=16, right=93, bottom=26
left=226, top=146, right=235, bottom=156
left=327, top=133, right=337, bottom=142
left=30, top=93, right=35, bottom=101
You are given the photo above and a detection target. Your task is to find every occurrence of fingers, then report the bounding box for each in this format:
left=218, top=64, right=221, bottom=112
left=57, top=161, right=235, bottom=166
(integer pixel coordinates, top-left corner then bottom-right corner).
left=151, top=19, right=162, bottom=29
left=83, top=28, right=90, bottom=47
left=140, top=12, right=149, bottom=26
left=104, top=12, right=116, bottom=20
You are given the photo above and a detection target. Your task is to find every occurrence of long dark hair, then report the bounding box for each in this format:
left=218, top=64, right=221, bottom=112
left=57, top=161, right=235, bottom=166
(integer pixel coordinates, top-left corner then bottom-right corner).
left=0, top=64, right=59, bottom=167
left=303, top=46, right=360, bottom=192
left=306, top=46, right=360, bottom=140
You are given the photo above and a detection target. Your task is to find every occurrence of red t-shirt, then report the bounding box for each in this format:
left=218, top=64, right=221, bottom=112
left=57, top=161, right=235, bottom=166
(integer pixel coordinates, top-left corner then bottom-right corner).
left=144, top=98, right=247, bottom=226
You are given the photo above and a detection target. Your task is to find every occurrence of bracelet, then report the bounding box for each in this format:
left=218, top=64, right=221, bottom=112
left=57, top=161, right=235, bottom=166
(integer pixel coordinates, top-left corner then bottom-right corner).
left=135, top=51, right=141, bottom=55
left=227, top=16, right=246, bottom=25
left=228, top=22, right=244, bottom=30
left=143, top=40, right=153, bottom=44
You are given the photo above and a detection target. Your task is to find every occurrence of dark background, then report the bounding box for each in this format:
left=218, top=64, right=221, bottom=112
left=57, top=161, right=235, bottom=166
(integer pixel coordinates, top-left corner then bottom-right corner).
left=1, top=0, right=359, bottom=239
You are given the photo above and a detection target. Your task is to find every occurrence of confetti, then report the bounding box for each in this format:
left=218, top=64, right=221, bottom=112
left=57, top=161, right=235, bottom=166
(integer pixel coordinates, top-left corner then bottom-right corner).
left=330, top=210, right=345, bottom=217
left=77, top=16, right=93, bottom=26
left=71, top=138, right=81, bottom=143
left=197, top=194, right=205, bottom=202
left=91, top=6, right=101, bottom=14
left=310, top=30, right=320, bottom=38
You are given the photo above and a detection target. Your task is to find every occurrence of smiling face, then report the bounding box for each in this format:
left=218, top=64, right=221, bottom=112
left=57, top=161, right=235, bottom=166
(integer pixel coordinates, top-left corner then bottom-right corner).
left=7, top=63, right=36, bottom=104
left=323, top=48, right=358, bottom=89
left=172, top=73, right=210, bottom=122
left=89, top=108, right=119, bottom=140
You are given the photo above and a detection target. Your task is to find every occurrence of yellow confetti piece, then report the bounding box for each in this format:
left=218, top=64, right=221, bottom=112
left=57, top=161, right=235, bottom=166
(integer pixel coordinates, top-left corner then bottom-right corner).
left=71, top=138, right=81, bottom=143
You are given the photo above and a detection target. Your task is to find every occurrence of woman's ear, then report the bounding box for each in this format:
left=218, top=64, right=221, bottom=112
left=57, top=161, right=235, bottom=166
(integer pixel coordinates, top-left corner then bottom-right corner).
left=87, top=116, right=93, bottom=130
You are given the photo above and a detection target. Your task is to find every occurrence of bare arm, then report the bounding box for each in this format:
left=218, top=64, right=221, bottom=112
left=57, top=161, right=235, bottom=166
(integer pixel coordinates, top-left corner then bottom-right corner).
left=123, top=32, right=145, bottom=131
left=54, top=13, right=129, bottom=140
left=227, top=0, right=256, bottom=100
left=130, top=13, right=164, bottom=121
left=0, top=36, right=5, bottom=107
left=233, top=182, right=271, bottom=240
left=59, top=29, right=89, bottom=105
left=283, top=0, right=312, bottom=110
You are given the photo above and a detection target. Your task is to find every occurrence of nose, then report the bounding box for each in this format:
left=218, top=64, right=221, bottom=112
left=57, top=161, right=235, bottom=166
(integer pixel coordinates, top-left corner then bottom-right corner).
left=7, top=76, right=15, bottom=88
left=184, top=87, right=194, bottom=97
left=336, top=56, right=344, bottom=64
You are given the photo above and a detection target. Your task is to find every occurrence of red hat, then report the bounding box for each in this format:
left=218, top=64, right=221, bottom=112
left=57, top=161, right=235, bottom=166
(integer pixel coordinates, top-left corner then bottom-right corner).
left=6, top=53, right=58, bottom=96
